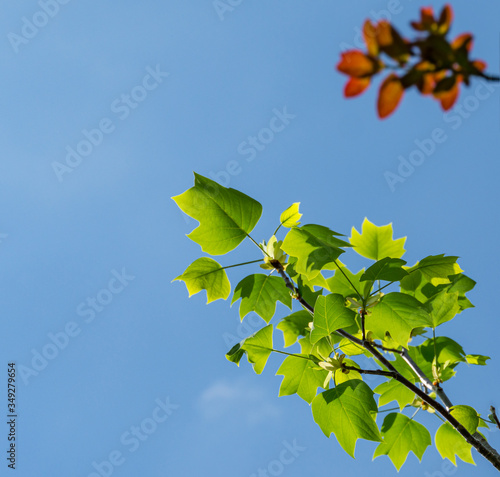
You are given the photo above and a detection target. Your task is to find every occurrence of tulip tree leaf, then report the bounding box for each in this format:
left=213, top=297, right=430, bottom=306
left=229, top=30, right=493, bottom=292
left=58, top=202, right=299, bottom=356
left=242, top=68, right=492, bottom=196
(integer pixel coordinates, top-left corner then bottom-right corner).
left=361, top=257, right=408, bottom=282
left=311, top=294, right=356, bottom=344
left=173, top=257, right=230, bottom=303
left=277, top=338, right=328, bottom=403
left=326, top=267, right=365, bottom=298
left=226, top=325, right=273, bottom=374
left=465, top=354, right=490, bottom=366
left=350, top=218, right=406, bottom=260
left=409, top=255, right=462, bottom=283
left=281, top=224, right=350, bottom=280
left=435, top=422, right=475, bottom=465
left=367, top=293, right=431, bottom=348
left=375, top=379, right=416, bottom=411
left=277, top=311, right=312, bottom=347
left=426, top=290, right=460, bottom=328
left=280, top=202, right=302, bottom=228
left=172, top=173, right=262, bottom=255
left=232, top=274, right=292, bottom=323
left=450, top=405, right=480, bottom=434
left=312, top=380, right=382, bottom=458
left=374, top=413, right=431, bottom=470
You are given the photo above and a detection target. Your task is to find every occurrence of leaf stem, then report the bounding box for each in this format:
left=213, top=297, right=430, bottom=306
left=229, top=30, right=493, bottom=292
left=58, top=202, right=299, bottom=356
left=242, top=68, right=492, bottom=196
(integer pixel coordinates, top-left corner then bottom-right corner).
left=221, top=259, right=264, bottom=270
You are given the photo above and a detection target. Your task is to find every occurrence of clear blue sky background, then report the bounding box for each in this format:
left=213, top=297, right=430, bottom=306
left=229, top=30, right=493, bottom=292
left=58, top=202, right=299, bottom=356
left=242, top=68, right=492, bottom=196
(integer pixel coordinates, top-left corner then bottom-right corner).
left=1, top=1, right=499, bottom=476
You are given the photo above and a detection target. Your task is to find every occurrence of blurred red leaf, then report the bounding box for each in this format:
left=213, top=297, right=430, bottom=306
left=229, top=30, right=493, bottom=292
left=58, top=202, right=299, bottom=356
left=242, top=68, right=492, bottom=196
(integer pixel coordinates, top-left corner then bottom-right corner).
left=452, top=33, right=474, bottom=52
left=344, top=77, right=371, bottom=97
left=363, top=20, right=379, bottom=56
left=337, top=50, right=380, bottom=77
left=377, top=74, right=404, bottom=118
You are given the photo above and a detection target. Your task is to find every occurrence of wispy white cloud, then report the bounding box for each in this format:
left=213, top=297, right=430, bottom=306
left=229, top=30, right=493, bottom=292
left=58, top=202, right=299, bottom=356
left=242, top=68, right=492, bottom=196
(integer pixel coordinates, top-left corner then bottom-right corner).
left=196, top=378, right=282, bottom=427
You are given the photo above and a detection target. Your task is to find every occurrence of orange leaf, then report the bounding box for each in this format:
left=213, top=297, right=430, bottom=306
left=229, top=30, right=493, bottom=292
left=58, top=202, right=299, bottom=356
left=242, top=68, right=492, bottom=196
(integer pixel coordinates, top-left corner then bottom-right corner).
left=377, top=74, right=404, bottom=119
left=434, top=78, right=461, bottom=110
left=375, top=21, right=393, bottom=47
left=472, top=60, right=487, bottom=72
left=363, top=20, right=378, bottom=56
left=452, top=33, right=473, bottom=52
left=337, top=50, right=380, bottom=77
left=344, top=77, right=371, bottom=97
left=438, top=4, right=453, bottom=34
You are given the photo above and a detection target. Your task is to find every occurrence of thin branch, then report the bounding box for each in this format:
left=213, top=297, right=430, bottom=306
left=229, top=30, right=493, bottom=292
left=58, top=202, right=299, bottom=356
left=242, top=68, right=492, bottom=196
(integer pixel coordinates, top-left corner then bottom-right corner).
left=343, top=365, right=395, bottom=378
left=491, top=406, right=500, bottom=430
left=221, top=259, right=264, bottom=270
left=333, top=259, right=363, bottom=301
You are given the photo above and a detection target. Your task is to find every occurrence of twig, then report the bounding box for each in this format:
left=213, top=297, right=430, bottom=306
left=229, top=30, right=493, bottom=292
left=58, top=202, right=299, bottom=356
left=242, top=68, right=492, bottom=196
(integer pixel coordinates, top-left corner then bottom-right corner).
left=491, top=406, right=500, bottom=430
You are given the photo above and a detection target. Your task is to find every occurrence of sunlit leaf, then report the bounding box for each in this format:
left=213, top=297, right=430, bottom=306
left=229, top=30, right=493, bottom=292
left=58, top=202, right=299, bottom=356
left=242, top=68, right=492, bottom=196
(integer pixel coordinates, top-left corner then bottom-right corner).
left=226, top=325, right=273, bottom=374
left=277, top=311, right=312, bottom=347
left=435, top=422, right=475, bottom=465
left=450, top=405, right=480, bottom=434
left=377, top=74, right=404, bottom=118
left=375, top=379, right=415, bottom=411
left=280, top=202, right=302, bottom=228
left=311, top=294, right=357, bottom=344
left=173, top=257, right=230, bottom=303
left=374, top=413, right=431, bottom=470
left=426, top=290, right=460, bottom=328
left=232, top=274, right=292, bottom=323
left=360, top=257, right=408, bottom=282
left=337, top=50, right=381, bottom=77
left=344, top=77, right=371, bottom=97
left=350, top=218, right=406, bottom=261
left=312, top=380, right=382, bottom=457
left=465, top=354, right=490, bottom=366
left=172, top=173, right=262, bottom=255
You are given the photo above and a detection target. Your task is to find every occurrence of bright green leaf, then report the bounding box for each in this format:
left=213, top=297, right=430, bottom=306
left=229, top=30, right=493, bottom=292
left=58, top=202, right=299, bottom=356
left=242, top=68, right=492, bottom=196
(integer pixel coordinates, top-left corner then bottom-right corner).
left=277, top=350, right=328, bottom=403
left=281, top=225, right=350, bottom=280
left=172, top=173, right=262, bottom=255
left=173, top=257, right=230, bottom=303
left=374, top=413, right=431, bottom=471
left=435, top=422, right=475, bottom=465
left=450, top=405, right=480, bottom=434
left=335, top=358, right=362, bottom=385
left=232, top=274, right=292, bottom=323
left=448, top=273, right=476, bottom=294
left=350, top=218, right=406, bottom=260
left=280, top=202, right=302, bottom=228
left=311, top=294, right=356, bottom=344
left=375, top=379, right=416, bottom=410
left=426, top=290, right=460, bottom=328
left=226, top=325, right=273, bottom=374
left=410, top=255, right=462, bottom=284
left=326, top=267, right=364, bottom=298
left=367, top=293, right=431, bottom=347
left=465, top=354, right=490, bottom=366
left=277, top=311, right=312, bottom=347
left=311, top=380, right=382, bottom=457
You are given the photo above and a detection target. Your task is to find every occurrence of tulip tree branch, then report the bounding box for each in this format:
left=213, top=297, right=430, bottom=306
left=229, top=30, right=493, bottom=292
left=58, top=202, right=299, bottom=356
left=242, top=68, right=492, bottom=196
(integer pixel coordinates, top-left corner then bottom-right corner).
left=273, top=262, right=500, bottom=471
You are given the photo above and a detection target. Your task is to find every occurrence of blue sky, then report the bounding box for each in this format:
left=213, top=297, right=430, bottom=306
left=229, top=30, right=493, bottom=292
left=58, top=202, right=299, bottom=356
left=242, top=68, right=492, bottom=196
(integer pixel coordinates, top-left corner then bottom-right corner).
left=1, top=1, right=499, bottom=476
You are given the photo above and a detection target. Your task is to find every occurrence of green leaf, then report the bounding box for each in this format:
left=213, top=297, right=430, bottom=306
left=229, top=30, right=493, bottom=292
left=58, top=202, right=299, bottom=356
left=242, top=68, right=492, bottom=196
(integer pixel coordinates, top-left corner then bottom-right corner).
left=277, top=311, right=312, bottom=347
left=426, top=290, right=460, bottom=328
left=311, top=380, right=382, bottom=457
left=172, top=173, right=262, bottom=255
left=448, top=273, right=476, bottom=294
left=375, top=379, right=416, bottom=410
left=408, top=337, right=465, bottom=382
left=311, top=294, right=356, bottom=344
left=409, top=254, right=462, bottom=284
left=435, top=422, right=475, bottom=465
left=226, top=325, right=273, bottom=374
left=335, top=359, right=362, bottom=385
left=173, top=257, right=230, bottom=303
left=280, top=202, right=302, bottom=228
left=277, top=339, right=328, bottom=403
left=232, top=274, right=292, bottom=323
left=465, top=354, right=490, bottom=366
left=326, top=267, right=364, bottom=298
left=367, top=293, right=431, bottom=348
left=374, top=413, right=431, bottom=471
left=350, top=218, right=406, bottom=260
left=281, top=225, right=350, bottom=280
left=360, top=257, right=408, bottom=282
left=450, top=405, right=480, bottom=434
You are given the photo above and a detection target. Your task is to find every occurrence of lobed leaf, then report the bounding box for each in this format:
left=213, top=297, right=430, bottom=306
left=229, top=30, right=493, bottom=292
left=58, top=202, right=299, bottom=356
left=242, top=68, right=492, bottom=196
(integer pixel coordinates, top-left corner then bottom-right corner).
left=280, top=202, right=302, bottom=228
left=277, top=311, right=312, bottom=347
left=360, top=257, right=408, bottom=282
left=173, top=257, right=230, bottom=303
left=435, top=422, right=475, bottom=465
left=172, top=173, right=262, bottom=255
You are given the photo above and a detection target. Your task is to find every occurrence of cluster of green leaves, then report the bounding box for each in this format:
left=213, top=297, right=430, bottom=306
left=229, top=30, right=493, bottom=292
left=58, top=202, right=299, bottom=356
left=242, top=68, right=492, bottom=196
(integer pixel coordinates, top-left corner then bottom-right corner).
left=173, top=173, right=491, bottom=471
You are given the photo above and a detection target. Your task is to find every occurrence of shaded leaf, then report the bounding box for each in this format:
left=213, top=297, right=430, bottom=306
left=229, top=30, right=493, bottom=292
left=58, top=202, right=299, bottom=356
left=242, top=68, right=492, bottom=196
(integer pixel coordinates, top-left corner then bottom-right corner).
left=426, top=290, right=460, bottom=328
left=277, top=311, right=312, bottom=347
left=360, top=257, right=408, bottom=282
